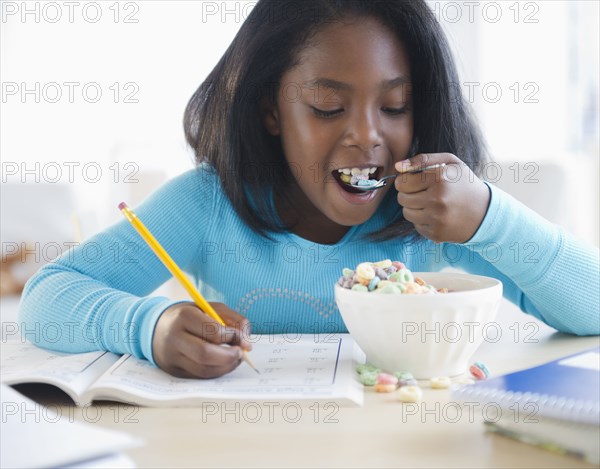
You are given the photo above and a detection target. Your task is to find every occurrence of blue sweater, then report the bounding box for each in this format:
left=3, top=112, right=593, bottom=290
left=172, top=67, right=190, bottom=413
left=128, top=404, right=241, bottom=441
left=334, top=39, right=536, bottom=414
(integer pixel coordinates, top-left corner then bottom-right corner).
left=19, top=165, right=600, bottom=364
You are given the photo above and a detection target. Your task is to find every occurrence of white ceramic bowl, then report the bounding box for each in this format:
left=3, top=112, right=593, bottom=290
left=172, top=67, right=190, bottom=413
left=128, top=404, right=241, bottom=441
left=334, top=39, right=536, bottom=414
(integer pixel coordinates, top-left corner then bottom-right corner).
left=335, top=272, right=502, bottom=379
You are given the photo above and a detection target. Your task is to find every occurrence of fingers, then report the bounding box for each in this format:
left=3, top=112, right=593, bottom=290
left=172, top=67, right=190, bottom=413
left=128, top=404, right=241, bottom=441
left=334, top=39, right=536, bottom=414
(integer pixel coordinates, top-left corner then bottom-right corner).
left=394, top=155, right=457, bottom=194
left=396, top=153, right=458, bottom=173
left=393, top=171, right=436, bottom=194
left=152, top=302, right=252, bottom=379
left=401, top=207, right=429, bottom=226
left=396, top=190, right=429, bottom=209
left=176, top=331, right=244, bottom=378
left=393, top=152, right=489, bottom=243
left=177, top=303, right=251, bottom=351
left=211, top=303, right=253, bottom=351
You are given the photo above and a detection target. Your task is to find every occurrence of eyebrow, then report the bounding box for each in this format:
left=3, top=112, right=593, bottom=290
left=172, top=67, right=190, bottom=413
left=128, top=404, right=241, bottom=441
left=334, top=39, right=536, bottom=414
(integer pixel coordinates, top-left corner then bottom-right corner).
left=302, top=76, right=410, bottom=91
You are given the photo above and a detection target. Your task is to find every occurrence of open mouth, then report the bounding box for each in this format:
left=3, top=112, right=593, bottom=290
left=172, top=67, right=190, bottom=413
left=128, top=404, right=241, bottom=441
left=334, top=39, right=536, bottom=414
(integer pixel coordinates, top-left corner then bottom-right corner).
left=331, top=166, right=383, bottom=194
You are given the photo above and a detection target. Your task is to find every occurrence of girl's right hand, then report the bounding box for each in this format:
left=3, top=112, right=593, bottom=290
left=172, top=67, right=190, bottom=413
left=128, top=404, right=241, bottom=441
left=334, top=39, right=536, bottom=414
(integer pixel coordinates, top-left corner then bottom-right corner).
left=152, top=302, right=252, bottom=379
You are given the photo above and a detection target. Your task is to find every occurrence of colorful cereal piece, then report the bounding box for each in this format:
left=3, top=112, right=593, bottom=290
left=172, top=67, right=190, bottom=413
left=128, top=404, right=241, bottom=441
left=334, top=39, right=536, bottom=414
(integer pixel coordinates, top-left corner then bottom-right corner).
left=398, top=385, right=423, bottom=403
left=356, top=364, right=380, bottom=375
left=469, top=361, right=490, bottom=380
left=393, top=371, right=414, bottom=381
left=376, top=284, right=399, bottom=294
left=368, top=276, right=381, bottom=291
left=414, top=276, right=426, bottom=286
left=376, top=280, right=393, bottom=289
left=403, top=282, right=419, bottom=294
left=358, top=371, right=378, bottom=386
left=374, top=383, right=397, bottom=393
left=388, top=272, right=402, bottom=282
left=338, top=260, right=446, bottom=294
left=398, top=378, right=418, bottom=387
left=376, top=373, right=399, bottom=386
left=351, top=284, right=368, bottom=292
left=396, top=268, right=414, bottom=284
left=374, top=267, right=389, bottom=280
left=357, top=178, right=377, bottom=187
left=342, top=268, right=354, bottom=278
left=373, top=259, right=392, bottom=269
left=356, top=262, right=375, bottom=281
left=430, top=376, right=452, bottom=389
left=469, top=366, right=486, bottom=380
left=475, top=361, right=490, bottom=377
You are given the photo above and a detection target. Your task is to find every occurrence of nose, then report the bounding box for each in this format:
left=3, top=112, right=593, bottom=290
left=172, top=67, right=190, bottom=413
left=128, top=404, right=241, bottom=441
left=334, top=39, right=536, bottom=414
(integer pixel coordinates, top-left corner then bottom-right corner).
left=342, top=108, right=383, bottom=151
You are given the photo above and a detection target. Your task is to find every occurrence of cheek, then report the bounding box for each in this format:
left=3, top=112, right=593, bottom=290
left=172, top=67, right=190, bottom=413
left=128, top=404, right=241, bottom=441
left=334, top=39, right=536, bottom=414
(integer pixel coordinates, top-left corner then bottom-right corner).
left=280, top=113, right=336, bottom=164
left=386, top=117, right=414, bottom=161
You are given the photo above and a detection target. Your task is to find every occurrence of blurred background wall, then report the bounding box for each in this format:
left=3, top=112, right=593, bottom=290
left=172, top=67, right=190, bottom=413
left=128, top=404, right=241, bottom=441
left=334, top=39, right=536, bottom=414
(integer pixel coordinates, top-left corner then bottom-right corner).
left=1, top=0, right=598, bottom=280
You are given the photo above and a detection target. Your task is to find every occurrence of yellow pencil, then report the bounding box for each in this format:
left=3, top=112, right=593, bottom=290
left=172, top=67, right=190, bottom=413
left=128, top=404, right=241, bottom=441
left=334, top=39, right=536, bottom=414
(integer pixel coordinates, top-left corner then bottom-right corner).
left=118, top=202, right=259, bottom=374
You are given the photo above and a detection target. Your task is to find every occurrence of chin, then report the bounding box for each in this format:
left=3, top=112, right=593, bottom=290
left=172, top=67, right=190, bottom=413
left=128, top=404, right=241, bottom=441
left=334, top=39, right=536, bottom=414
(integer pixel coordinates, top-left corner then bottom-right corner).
left=330, top=209, right=375, bottom=227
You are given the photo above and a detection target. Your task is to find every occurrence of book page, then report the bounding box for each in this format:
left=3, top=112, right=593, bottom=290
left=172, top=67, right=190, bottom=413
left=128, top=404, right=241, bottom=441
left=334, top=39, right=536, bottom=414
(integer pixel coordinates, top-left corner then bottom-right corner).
left=558, top=351, right=600, bottom=372
left=0, top=340, right=120, bottom=403
left=88, top=334, right=363, bottom=405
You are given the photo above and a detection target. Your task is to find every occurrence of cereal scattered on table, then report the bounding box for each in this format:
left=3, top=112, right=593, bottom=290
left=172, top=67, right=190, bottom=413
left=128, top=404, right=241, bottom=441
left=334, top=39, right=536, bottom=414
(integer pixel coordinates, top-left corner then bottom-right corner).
left=469, top=361, right=490, bottom=380
left=430, top=376, right=452, bottom=389
left=398, top=385, right=423, bottom=403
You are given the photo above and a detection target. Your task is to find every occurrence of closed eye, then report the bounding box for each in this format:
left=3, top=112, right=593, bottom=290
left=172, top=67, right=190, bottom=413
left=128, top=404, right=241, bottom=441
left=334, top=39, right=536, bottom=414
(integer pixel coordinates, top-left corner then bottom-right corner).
left=382, top=106, right=409, bottom=116
left=311, top=106, right=344, bottom=119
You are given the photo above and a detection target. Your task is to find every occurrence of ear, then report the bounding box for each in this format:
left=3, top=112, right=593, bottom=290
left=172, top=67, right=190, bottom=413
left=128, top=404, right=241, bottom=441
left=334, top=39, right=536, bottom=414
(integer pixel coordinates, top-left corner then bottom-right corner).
left=262, top=101, right=281, bottom=136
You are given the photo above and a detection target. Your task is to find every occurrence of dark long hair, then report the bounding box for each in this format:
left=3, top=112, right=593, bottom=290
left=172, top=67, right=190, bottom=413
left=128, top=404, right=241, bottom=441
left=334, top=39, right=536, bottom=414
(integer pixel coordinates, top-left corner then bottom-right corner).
left=184, top=0, right=487, bottom=241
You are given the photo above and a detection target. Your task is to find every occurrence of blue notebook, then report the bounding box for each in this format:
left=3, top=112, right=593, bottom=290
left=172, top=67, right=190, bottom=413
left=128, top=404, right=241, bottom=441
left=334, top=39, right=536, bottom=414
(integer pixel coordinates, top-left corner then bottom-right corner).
left=452, top=347, right=600, bottom=425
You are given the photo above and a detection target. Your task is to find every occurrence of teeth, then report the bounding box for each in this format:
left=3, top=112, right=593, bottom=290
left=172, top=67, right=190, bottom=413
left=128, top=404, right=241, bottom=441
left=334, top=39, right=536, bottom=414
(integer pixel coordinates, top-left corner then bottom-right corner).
left=337, top=167, right=378, bottom=176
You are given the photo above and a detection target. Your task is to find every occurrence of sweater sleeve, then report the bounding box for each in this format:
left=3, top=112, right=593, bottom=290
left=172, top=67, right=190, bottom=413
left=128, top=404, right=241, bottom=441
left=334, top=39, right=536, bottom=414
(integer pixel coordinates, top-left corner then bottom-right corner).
left=450, top=183, right=599, bottom=336
left=18, top=167, right=217, bottom=364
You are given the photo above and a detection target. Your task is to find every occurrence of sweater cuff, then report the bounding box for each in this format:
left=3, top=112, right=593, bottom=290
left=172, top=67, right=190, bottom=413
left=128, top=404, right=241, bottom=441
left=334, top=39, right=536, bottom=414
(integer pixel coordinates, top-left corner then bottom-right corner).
left=464, top=181, right=498, bottom=245
left=136, top=298, right=189, bottom=366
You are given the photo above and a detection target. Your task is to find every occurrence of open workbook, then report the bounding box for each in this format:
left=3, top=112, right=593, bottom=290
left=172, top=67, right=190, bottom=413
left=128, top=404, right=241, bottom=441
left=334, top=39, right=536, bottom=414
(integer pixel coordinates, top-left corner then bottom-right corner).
left=1, top=334, right=363, bottom=407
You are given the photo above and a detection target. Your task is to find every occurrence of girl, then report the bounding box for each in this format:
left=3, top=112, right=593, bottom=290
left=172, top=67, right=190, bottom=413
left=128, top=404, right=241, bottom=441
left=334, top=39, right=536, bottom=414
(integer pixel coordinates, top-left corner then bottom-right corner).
left=20, top=0, right=599, bottom=378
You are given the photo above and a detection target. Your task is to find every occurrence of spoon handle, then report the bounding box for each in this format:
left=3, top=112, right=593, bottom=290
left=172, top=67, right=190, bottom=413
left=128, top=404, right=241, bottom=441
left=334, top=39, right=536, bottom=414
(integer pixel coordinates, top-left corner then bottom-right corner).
left=382, top=163, right=447, bottom=181
left=401, top=163, right=447, bottom=174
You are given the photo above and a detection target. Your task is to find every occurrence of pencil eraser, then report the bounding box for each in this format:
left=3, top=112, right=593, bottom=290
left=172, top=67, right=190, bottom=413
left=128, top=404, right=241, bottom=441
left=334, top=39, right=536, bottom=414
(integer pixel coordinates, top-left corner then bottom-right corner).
left=118, top=202, right=128, bottom=211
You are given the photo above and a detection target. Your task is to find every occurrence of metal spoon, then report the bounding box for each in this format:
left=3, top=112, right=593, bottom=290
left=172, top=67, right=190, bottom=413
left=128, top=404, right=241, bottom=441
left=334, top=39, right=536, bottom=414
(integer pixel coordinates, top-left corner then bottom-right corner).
left=348, top=163, right=447, bottom=192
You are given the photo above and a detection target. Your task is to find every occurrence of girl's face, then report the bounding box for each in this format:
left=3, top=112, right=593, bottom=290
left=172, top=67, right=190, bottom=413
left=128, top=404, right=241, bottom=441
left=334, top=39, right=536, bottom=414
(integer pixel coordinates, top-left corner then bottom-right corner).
left=265, top=16, right=413, bottom=239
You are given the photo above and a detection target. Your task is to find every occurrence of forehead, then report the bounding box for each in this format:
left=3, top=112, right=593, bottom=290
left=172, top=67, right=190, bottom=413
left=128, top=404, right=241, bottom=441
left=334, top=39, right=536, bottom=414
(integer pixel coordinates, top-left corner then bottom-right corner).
left=289, top=16, right=411, bottom=84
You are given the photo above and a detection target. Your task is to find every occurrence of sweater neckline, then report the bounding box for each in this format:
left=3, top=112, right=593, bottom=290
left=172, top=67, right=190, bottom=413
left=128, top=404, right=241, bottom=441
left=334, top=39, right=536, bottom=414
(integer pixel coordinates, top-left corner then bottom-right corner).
left=268, top=188, right=362, bottom=248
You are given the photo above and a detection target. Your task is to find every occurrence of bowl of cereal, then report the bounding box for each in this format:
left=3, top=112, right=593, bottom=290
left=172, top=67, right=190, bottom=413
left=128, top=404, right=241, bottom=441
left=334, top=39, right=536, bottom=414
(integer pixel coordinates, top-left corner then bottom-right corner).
left=334, top=260, right=502, bottom=379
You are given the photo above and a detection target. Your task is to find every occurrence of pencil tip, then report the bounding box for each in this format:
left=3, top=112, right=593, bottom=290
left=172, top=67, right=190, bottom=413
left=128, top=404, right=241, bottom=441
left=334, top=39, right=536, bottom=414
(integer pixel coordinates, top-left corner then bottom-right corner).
left=254, top=368, right=261, bottom=374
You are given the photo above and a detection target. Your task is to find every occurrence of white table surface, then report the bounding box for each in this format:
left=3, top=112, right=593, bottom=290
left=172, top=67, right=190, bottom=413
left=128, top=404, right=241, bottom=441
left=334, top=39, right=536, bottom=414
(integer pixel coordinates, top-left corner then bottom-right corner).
left=2, top=296, right=599, bottom=468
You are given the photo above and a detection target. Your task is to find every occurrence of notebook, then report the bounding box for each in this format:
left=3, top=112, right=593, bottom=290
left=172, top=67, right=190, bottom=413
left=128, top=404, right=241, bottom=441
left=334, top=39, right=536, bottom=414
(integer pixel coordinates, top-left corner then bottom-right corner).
left=0, top=334, right=364, bottom=407
left=452, top=347, right=600, bottom=463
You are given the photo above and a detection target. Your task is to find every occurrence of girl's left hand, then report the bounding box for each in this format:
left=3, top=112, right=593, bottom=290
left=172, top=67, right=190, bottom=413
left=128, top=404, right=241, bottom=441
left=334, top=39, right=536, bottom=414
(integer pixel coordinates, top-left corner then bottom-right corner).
left=394, top=153, right=490, bottom=243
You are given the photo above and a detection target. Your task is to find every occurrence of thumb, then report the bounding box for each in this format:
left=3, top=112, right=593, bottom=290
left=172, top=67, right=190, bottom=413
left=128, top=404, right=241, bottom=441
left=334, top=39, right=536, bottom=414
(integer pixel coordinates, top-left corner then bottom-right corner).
left=395, top=153, right=460, bottom=173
